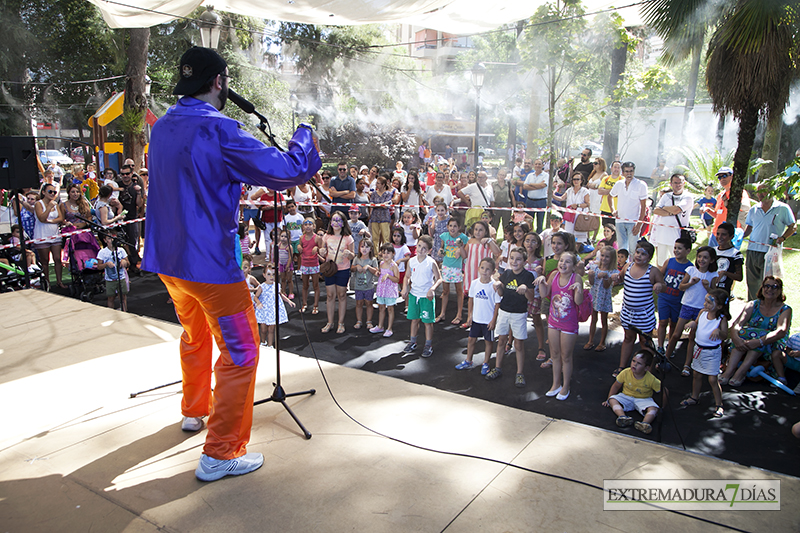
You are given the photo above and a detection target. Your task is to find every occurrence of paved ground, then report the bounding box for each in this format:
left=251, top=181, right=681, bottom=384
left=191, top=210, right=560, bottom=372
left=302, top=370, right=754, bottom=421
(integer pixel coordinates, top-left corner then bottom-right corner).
left=49, top=265, right=800, bottom=479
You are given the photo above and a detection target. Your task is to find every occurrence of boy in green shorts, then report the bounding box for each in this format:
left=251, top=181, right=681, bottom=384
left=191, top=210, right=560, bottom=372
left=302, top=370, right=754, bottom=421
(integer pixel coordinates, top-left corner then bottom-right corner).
left=401, top=235, right=442, bottom=357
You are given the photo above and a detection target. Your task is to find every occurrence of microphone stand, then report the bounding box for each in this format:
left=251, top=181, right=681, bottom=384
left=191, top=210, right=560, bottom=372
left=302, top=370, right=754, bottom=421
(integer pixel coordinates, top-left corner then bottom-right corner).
left=230, top=89, right=314, bottom=439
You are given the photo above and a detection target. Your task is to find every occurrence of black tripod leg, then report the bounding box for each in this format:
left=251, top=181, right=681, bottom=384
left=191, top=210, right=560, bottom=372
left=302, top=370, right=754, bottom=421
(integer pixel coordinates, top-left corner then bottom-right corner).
left=254, top=383, right=314, bottom=439
left=130, top=380, right=182, bottom=398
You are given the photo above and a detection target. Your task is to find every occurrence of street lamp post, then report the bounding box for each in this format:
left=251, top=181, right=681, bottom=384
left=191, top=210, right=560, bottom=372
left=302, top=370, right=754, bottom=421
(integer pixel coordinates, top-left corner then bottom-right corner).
left=471, top=63, right=486, bottom=170
left=199, top=6, right=222, bottom=49
left=290, top=92, right=298, bottom=131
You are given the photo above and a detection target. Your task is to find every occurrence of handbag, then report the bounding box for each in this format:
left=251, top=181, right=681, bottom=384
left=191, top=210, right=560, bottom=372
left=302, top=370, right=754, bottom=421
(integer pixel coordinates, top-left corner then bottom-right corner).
left=319, top=233, right=343, bottom=278
left=574, top=211, right=600, bottom=232
left=671, top=194, right=696, bottom=243
left=562, top=209, right=576, bottom=224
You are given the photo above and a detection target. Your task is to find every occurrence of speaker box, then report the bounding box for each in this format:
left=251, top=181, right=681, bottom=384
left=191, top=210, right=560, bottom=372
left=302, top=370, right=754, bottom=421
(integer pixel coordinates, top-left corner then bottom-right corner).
left=0, top=136, right=40, bottom=190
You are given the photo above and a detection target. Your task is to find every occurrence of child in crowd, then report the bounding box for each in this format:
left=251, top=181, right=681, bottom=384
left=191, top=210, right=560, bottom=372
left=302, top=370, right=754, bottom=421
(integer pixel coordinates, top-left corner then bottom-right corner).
left=499, top=222, right=528, bottom=273
left=392, top=226, right=412, bottom=289
left=485, top=247, right=535, bottom=387
left=540, top=211, right=563, bottom=257
left=666, top=246, right=719, bottom=376
left=585, top=245, right=618, bottom=352
left=401, top=235, right=442, bottom=357
left=95, top=230, right=129, bottom=311
left=602, top=350, right=661, bottom=434
left=352, top=239, right=378, bottom=330
left=512, top=201, right=532, bottom=225
left=694, top=184, right=717, bottom=229
left=582, top=223, right=617, bottom=261
left=284, top=199, right=304, bottom=267
left=480, top=210, right=497, bottom=239
left=270, top=228, right=295, bottom=299
left=428, top=203, right=451, bottom=263
left=298, top=218, right=321, bottom=314
left=463, top=220, right=501, bottom=299
left=713, top=222, right=743, bottom=294
left=400, top=210, right=422, bottom=255
left=371, top=243, right=400, bottom=337
left=523, top=231, right=547, bottom=362
left=456, top=257, right=501, bottom=374
left=242, top=254, right=260, bottom=306
left=537, top=251, right=584, bottom=400
left=656, top=238, right=693, bottom=353
left=238, top=222, right=252, bottom=257
left=255, top=262, right=295, bottom=347
left=680, top=287, right=729, bottom=418
left=614, top=241, right=665, bottom=378
left=8, top=225, right=38, bottom=272
left=348, top=204, right=369, bottom=254
left=436, top=217, right=468, bottom=325
left=614, top=249, right=629, bottom=286
left=423, top=195, right=443, bottom=227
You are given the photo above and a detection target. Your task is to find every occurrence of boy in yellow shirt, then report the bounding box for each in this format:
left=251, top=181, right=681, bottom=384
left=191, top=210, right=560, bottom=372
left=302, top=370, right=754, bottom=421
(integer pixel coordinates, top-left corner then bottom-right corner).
left=602, top=350, right=660, bottom=434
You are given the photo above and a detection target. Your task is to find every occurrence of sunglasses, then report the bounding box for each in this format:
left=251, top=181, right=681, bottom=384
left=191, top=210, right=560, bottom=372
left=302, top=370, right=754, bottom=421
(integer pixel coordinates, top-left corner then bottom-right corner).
left=763, top=283, right=781, bottom=290
left=120, top=172, right=131, bottom=176
left=45, top=189, right=56, bottom=194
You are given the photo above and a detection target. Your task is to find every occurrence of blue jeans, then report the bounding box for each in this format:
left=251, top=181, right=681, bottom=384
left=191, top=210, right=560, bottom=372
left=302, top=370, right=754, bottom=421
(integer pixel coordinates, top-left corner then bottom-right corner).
left=616, top=221, right=637, bottom=253
left=525, top=197, right=547, bottom=233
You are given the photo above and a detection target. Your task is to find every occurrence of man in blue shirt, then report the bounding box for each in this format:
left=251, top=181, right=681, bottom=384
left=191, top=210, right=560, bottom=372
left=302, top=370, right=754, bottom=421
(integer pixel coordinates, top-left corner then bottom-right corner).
left=143, top=47, right=321, bottom=481
left=329, top=161, right=356, bottom=216
left=743, top=183, right=796, bottom=300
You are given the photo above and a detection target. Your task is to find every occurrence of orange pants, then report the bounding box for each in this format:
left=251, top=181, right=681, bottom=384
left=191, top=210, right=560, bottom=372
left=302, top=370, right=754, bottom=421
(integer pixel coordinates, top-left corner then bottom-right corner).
left=160, top=274, right=260, bottom=460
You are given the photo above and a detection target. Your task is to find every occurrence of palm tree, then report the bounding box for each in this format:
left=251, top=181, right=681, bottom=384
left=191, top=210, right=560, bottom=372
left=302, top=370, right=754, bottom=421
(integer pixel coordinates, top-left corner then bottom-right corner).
left=641, top=0, right=799, bottom=225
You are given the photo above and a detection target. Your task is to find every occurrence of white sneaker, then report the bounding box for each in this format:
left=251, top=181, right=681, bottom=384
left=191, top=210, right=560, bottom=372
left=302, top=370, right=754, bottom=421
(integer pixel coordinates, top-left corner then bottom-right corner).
left=195, top=452, right=264, bottom=482
left=181, top=416, right=205, bottom=432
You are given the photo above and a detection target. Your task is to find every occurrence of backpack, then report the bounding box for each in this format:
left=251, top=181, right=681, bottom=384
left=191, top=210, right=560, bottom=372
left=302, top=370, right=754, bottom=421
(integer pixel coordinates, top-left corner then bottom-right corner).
left=577, top=288, right=593, bottom=322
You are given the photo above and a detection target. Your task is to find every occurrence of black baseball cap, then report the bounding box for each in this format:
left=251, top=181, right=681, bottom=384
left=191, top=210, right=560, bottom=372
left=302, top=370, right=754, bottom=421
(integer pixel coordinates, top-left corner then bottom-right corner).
left=173, top=46, right=228, bottom=96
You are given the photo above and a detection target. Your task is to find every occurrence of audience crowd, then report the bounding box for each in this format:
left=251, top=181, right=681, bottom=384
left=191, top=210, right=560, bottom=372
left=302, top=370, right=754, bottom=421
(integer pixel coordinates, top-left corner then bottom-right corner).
left=2, top=148, right=799, bottom=435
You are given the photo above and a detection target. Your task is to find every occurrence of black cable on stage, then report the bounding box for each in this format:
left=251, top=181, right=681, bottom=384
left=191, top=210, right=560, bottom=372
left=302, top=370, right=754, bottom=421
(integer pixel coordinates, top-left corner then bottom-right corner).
left=287, top=271, right=752, bottom=533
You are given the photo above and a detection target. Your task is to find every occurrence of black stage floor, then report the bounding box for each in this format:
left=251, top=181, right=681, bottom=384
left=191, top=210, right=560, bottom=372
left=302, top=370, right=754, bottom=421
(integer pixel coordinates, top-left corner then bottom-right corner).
left=55, top=269, right=800, bottom=478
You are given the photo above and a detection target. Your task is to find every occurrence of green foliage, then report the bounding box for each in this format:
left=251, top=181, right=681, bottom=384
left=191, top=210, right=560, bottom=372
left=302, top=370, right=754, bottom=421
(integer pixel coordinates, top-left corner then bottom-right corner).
left=120, top=108, right=145, bottom=134
left=672, top=145, right=734, bottom=190
left=319, top=122, right=417, bottom=168
left=748, top=156, right=800, bottom=199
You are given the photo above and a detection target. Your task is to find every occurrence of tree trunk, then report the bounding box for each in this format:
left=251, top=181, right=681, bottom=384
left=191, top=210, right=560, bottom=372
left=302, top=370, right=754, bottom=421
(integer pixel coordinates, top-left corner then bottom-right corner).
left=123, top=27, right=150, bottom=170
left=507, top=115, right=516, bottom=167
left=528, top=75, right=542, bottom=157
left=727, top=105, right=759, bottom=226
left=547, top=66, right=556, bottom=208
left=680, top=41, right=702, bottom=146
left=602, top=43, right=627, bottom=164
left=760, top=111, right=783, bottom=180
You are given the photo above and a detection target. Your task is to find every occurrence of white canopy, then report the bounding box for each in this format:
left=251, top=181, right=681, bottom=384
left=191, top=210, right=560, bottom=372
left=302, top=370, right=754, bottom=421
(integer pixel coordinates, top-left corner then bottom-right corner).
left=88, top=0, right=642, bottom=34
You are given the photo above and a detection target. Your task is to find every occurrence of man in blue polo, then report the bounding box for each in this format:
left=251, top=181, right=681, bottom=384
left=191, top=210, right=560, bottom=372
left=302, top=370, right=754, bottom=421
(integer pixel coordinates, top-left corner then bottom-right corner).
left=329, top=161, right=356, bottom=216
left=743, top=183, right=796, bottom=300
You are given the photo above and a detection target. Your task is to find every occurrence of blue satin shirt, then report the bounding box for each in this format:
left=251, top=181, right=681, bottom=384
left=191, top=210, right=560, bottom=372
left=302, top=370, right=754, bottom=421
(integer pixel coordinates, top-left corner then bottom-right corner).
left=142, top=97, right=322, bottom=284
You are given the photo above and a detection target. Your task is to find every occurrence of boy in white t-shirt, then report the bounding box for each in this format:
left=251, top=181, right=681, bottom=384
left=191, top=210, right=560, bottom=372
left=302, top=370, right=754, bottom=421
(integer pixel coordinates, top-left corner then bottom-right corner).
left=95, top=230, right=129, bottom=311
left=456, top=257, right=501, bottom=375
left=283, top=199, right=305, bottom=264
left=401, top=235, right=442, bottom=357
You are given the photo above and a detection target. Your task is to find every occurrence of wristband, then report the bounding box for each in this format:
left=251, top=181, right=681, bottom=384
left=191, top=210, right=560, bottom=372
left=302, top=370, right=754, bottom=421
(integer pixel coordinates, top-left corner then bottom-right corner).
left=760, top=338, right=764, bottom=347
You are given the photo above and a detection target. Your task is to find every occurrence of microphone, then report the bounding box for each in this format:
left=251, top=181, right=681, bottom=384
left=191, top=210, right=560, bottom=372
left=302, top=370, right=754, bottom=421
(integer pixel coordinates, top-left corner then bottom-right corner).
left=228, top=89, right=255, bottom=114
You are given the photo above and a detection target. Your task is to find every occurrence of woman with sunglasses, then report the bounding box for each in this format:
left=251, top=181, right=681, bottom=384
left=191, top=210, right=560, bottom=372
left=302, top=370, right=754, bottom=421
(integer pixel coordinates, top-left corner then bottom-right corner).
left=33, top=184, right=66, bottom=288
left=553, top=172, right=591, bottom=246
left=720, top=276, right=792, bottom=387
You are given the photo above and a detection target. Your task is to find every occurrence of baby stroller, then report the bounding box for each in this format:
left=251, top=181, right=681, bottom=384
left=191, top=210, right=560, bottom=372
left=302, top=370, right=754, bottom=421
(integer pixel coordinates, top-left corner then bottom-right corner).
left=66, top=230, right=105, bottom=301
left=0, top=233, right=47, bottom=292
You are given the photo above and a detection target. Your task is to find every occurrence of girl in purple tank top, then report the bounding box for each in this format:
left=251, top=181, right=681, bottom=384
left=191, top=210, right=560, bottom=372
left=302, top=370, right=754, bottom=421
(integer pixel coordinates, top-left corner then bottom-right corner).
left=536, top=251, right=584, bottom=401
